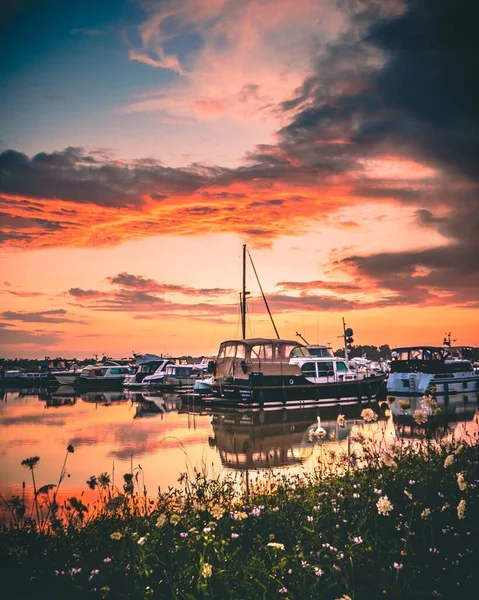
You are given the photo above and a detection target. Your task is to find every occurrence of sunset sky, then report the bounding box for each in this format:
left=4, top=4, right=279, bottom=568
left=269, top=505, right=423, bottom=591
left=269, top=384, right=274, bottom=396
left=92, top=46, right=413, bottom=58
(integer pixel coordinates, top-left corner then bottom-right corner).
left=1, top=0, right=478, bottom=359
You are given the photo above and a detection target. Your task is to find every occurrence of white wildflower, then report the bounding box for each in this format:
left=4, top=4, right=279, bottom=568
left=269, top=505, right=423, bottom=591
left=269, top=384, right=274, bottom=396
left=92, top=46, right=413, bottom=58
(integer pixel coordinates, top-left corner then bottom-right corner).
left=377, top=496, right=394, bottom=516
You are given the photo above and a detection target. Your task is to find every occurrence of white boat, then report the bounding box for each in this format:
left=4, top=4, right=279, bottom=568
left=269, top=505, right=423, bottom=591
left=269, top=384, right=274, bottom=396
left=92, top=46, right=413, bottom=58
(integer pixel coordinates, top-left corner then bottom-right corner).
left=52, top=368, right=82, bottom=386
left=75, top=364, right=130, bottom=389
left=387, top=346, right=478, bottom=395
left=144, top=364, right=205, bottom=389
left=123, top=356, right=173, bottom=389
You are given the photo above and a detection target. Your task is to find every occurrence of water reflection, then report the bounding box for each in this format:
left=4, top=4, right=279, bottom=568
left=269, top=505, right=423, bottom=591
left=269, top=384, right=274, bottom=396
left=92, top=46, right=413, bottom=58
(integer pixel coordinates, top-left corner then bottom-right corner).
left=0, top=389, right=477, bottom=507
left=389, top=392, right=478, bottom=438
left=126, top=391, right=182, bottom=418
left=202, top=404, right=370, bottom=470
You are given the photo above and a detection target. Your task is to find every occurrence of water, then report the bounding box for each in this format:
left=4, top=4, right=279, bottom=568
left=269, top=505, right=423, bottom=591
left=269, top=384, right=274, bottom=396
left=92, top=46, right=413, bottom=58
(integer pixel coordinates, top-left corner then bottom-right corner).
left=1, top=386, right=478, bottom=506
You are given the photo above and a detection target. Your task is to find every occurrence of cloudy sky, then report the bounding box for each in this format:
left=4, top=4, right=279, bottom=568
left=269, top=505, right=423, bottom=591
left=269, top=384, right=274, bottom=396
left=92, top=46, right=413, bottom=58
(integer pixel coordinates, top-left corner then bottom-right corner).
left=1, top=0, right=478, bottom=359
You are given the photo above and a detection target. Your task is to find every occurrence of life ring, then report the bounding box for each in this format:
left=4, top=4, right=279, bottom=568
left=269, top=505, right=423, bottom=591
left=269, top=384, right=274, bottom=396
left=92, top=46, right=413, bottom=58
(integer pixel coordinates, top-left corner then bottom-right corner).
left=289, top=378, right=294, bottom=385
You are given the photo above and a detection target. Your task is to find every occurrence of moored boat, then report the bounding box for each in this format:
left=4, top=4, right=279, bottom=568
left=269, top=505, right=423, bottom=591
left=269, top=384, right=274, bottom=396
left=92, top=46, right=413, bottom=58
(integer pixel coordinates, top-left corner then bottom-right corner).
left=387, top=346, right=478, bottom=395
left=123, top=356, right=173, bottom=389
left=205, top=337, right=386, bottom=407
left=74, top=365, right=130, bottom=390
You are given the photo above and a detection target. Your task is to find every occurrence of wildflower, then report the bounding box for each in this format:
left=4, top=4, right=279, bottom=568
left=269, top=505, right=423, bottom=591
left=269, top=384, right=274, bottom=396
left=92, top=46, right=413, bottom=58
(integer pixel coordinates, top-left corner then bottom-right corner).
left=89, top=569, right=99, bottom=581
left=137, top=536, right=147, bottom=545
left=377, top=496, right=394, bottom=516
left=156, top=514, right=167, bottom=528
left=110, top=532, right=122, bottom=540
left=307, top=516, right=313, bottom=522
left=210, top=504, right=225, bottom=519
left=421, top=508, right=431, bottom=519
left=457, top=499, right=466, bottom=520
left=70, top=567, right=82, bottom=575
left=203, top=527, right=211, bottom=534
left=170, top=514, right=180, bottom=525
left=231, top=533, right=240, bottom=539
left=383, top=454, right=397, bottom=468
left=413, top=409, right=427, bottom=424
left=67, top=444, right=75, bottom=453
left=353, top=493, right=360, bottom=498
left=278, top=587, right=288, bottom=595
left=336, top=596, right=352, bottom=600
left=361, top=408, right=378, bottom=422
left=353, top=536, right=363, bottom=544
left=201, top=563, right=213, bottom=579
left=180, top=532, right=188, bottom=538
left=250, top=507, right=261, bottom=517
left=103, top=557, right=112, bottom=563
left=267, top=542, right=285, bottom=551
left=231, top=510, right=248, bottom=520
left=337, top=414, right=345, bottom=427
left=404, top=490, right=413, bottom=500
left=457, top=472, right=467, bottom=491
left=272, top=506, right=280, bottom=512
left=393, top=562, right=403, bottom=570
left=314, top=567, right=324, bottom=577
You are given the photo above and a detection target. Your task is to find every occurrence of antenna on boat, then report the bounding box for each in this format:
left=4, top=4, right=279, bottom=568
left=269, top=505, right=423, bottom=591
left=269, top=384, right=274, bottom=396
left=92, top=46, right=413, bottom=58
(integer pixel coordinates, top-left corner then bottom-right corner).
left=296, top=332, right=309, bottom=345
left=246, top=247, right=280, bottom=339
left=443, top=332, right=456, bottom=347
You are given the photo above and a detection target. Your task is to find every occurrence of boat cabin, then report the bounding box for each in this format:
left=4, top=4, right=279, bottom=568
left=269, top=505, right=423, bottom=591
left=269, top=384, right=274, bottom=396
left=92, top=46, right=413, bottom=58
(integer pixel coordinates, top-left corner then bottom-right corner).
left=390, top=346, right=474, bottom=375
left=213, top=338, right=306, bottom=381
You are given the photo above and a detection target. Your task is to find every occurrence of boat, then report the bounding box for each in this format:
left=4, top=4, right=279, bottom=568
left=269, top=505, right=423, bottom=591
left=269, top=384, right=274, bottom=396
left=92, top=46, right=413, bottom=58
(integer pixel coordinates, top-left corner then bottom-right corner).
left=123, top=355, right=173, bottom=389
left=204, top=245, right=386, bottom=408
left=74, top=364, right=130, bottom=390
left=144, top=363, right=205, bottom=390
left=0, top=369, right=50, bottom=387
left=387, top=346, right=479, bottom=395
left=206, top=337, right=386, bottom=407
left=51, top=367, right=83, bottom=386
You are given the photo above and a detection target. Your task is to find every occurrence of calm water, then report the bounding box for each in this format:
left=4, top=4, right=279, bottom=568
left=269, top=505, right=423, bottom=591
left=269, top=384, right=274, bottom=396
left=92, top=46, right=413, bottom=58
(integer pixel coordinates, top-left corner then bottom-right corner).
left=1, top=386, right=478, bottom=505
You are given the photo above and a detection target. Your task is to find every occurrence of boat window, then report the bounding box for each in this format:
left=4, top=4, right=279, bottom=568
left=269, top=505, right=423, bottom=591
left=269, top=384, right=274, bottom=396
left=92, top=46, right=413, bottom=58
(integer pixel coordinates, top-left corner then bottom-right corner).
left=235, top=345, right=246, bottom=359
left=223, top=344, right=238, bottom=358
left=281, top=344, right=305, bottom=359
left=410, top=349, right=422, bottom=360
left=317, top=362, right=334, bottom=377
left=301, top=362, right=317, bottom=377
left=110, top=368, right=119, bottom=375
left=336, top=361, right=348, bottom=371
left=251, top=344, right=273, bottom=360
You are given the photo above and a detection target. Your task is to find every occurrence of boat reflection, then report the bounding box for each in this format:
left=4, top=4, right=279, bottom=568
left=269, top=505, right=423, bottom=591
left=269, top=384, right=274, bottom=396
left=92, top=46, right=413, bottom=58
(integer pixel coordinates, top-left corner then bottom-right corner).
left=197, top=403, right=382, bottom=470
left=80, top=390, right=129, bottom=405
left=126, top=391, right=182, bottom=418
left=388, top=392, right=478, bottom=437
left=44, top=385, right=77, bottom=408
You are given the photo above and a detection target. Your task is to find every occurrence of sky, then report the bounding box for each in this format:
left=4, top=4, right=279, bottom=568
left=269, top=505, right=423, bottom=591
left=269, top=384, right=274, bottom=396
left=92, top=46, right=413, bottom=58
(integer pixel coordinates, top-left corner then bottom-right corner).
left=0, top=0, right=478, bottom=359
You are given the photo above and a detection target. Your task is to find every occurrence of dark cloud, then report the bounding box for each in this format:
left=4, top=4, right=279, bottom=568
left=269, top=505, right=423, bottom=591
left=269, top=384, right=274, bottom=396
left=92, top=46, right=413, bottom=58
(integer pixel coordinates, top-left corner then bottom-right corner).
left=0, top=323, right=63, bottom=346
left=0, top=147, right=215, bottom=208
left=1, top=309, right=84, bottom=324
left=68, top=273, right=235, bottom=313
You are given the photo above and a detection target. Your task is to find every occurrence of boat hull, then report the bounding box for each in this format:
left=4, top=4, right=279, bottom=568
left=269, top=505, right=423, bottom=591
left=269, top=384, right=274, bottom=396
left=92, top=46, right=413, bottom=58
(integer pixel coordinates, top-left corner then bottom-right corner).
left=209, top=373, right=386, bottom=407
left=387, top=372, right=479, bottom=395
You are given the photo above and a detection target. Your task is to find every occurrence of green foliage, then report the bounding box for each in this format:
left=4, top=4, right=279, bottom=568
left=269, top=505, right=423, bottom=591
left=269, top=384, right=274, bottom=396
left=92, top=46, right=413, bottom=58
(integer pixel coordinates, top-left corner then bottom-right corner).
left=1, top=437, right=478, bottom=599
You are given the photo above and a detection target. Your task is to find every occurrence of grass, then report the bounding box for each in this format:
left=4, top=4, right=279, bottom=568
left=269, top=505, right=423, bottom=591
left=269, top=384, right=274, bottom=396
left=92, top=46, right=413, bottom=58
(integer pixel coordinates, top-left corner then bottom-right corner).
left=1, top=402, right=478, bottom=600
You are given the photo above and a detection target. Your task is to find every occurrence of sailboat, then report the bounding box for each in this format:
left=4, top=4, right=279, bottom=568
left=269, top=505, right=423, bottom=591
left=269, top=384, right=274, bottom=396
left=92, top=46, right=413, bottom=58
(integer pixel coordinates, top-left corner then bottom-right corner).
left=205, top=245, right=387, bottom=407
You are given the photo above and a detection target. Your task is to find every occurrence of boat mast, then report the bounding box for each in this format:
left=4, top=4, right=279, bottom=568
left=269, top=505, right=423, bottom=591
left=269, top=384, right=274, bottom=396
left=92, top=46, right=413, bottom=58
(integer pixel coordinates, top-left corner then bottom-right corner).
left=241, top=244, right=248, bottom=339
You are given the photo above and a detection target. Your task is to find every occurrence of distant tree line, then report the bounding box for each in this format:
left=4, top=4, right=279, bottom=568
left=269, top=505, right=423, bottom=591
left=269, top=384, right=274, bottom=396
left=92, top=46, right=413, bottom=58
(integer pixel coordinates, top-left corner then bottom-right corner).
left=333, top=344, right=392, bottom=361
